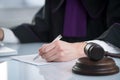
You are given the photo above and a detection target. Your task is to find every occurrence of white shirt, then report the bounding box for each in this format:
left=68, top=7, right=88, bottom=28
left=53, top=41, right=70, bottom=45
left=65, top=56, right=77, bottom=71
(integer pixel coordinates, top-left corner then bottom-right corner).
left=1, top=27, right=120, bottom=53
left=1, top=28, right=19, bottom=43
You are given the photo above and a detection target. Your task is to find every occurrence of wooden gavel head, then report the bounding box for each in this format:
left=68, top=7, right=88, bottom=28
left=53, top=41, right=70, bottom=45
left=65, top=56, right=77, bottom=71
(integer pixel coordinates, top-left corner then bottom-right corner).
left=84, top=42, right=120, bottom=60
left=84, top=42, right=105, bottom=61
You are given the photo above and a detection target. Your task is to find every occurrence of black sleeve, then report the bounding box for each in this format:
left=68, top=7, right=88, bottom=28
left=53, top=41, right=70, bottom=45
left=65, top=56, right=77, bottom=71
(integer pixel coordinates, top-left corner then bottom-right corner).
left=11, top=0, right=51, bottom=43
left=97, top=0, right=120, bottom=48
left=97, top=23, right=120, bottom=48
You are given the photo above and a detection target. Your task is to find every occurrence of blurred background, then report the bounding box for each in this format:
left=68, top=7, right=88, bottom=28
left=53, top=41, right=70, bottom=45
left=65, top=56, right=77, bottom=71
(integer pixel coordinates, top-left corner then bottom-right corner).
left=0, top=0, right=45, bottom=28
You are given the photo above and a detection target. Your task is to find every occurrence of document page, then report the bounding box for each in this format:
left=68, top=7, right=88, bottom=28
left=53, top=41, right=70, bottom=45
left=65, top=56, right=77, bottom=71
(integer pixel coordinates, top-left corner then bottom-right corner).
left=12, top=54, right=50, bottom=66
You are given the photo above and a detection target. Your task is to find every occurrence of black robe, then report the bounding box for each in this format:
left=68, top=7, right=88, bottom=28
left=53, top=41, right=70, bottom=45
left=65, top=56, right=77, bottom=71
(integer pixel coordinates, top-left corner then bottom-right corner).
left=12, top=0, right=120, bottom=43
left=98, top=23, right=120, bottom=48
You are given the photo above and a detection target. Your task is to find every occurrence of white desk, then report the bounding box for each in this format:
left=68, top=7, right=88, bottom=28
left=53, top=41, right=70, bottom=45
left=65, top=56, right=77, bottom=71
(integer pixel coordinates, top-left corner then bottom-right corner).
left=0, top=43, right=120, bottom=80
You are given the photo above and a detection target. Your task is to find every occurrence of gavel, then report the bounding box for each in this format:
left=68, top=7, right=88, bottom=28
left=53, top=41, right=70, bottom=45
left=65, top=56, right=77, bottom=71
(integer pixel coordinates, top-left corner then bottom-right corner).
left=84, top=42, right=120, bottom=61
left=72, top=42, right=120, bottom=76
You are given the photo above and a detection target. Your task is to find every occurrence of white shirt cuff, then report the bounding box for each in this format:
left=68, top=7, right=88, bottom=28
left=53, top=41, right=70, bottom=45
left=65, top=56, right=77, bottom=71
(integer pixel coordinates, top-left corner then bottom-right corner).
left=1, top=28, right=20, bottom=43
left=87, top=40, right=120, bottom=53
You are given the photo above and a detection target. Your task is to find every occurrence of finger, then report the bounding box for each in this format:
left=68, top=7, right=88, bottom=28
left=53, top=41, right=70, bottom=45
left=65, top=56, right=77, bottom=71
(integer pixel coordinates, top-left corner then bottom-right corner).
left=42, top=46, right=57, bottom=59
left=44, top=43, right=56, bottom=53
left=39, top=44, right=49, bottom=55
left=44, top=47, right=64, bottom=62
left=39, top=48, right=43, bottom=55
left=39, top=40, right=59, bottom=55
left=45, top=52, right=61, bottom=62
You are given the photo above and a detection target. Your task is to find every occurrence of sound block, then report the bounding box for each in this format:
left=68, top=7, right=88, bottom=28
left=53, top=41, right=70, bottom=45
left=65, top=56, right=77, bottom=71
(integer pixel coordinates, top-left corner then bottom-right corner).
left=72, top=57, right=119, bottom=76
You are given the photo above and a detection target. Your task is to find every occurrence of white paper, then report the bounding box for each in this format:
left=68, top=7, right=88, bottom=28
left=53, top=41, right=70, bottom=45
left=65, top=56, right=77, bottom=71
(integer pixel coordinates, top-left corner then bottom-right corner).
left=11, top=54, right=50, bottom=66
left=0, top=47, right=17, bottom=56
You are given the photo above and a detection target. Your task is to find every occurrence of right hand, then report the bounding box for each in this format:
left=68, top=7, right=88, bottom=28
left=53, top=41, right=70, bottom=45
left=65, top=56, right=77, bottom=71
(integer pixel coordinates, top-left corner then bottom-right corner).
left=0, top=28, right=4, bottom=41
left=39, top=40, right=87, bottom=62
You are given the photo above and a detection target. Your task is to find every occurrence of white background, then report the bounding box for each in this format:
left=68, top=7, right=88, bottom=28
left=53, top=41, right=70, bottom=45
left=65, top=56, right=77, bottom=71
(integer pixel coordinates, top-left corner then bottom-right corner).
left=0, top=0, right=45, bottom=28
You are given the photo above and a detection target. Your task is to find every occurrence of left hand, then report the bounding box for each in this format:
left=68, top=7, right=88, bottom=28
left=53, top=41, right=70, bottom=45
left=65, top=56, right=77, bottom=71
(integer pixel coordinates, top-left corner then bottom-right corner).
left=0, top=28, right=4, bottom=41
left=39, top=40, right=87, bottom=62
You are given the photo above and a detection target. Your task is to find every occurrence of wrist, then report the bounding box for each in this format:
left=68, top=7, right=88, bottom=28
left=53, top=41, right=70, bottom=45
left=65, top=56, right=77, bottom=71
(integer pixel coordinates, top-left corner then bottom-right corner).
left=0, top=28, right=4, bottom=41
left=72, top=41, right=87, bottom=57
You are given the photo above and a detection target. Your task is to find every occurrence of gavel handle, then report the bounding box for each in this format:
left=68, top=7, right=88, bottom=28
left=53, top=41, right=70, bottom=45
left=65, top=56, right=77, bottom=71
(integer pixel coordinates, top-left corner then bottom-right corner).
left=105, top=52, right=120, bottom=58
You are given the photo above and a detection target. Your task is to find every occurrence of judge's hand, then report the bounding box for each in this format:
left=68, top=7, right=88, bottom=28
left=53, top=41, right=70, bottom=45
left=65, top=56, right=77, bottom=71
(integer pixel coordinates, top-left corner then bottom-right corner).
left=0, top=28, right=4, bottom=41
left=39, top=40, right=87, bottom=62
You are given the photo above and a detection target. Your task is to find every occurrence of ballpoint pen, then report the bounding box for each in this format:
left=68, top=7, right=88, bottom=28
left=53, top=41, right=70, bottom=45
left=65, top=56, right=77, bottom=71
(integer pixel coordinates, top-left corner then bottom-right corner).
left=33, top=34, right=62, bottom=61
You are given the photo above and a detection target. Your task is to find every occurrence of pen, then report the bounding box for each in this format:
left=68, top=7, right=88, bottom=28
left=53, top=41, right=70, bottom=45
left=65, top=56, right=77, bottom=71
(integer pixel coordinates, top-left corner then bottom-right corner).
left=33, top=34, right=62, bottom=61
